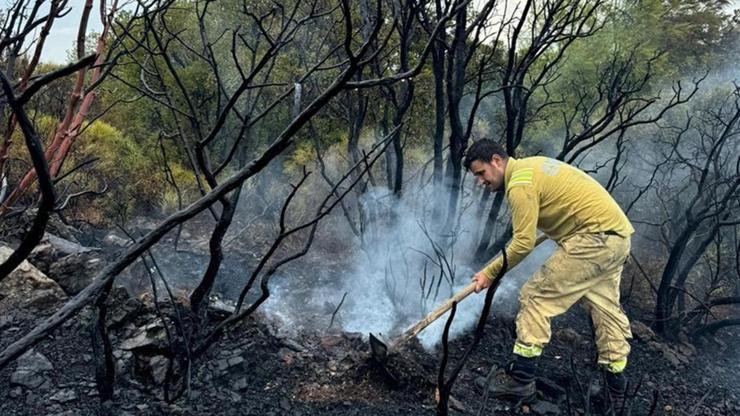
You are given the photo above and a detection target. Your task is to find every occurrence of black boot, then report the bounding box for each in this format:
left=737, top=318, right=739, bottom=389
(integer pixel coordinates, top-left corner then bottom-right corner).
left=490, top=355, right=537, bottom=402
left=590, top=368, right=628, bottom=415
left=604, top=370, right=627, bottom=400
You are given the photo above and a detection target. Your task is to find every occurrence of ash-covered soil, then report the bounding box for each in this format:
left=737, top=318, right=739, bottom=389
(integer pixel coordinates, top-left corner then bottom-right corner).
left=1, top=216, right=738, bottom=416
left=1, top=288, right=739, bottom=416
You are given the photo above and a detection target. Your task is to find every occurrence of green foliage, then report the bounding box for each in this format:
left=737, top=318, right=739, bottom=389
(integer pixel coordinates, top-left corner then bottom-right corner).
left=63, top=120, right=195, bottom=224
left=512, top=0, right=738, bottom=157
left=54, top=0, right=739, bottom=221
left=602, top=0, right=734, bottom=76
left=6, top=113, right=59, bottom=181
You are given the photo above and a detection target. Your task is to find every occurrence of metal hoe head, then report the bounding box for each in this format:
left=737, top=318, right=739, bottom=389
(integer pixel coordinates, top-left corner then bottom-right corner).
left=369, top=332, right=389, bottom=364
left=368, top=332, right=399, bottom=386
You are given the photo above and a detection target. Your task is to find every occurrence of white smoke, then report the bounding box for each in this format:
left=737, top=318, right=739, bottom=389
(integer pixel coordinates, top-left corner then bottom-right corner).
left=261, top=180, right=556, bottom=351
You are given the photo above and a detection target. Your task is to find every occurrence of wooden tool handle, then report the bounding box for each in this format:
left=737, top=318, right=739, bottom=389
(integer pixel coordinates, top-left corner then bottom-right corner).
left=393, top=281, right=478, bottom=347
left=391, top=234, right=549, bottom=348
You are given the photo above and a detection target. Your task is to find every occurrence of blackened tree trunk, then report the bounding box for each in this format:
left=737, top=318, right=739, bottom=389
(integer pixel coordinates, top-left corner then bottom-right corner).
left=443, top=5, right=467, bottom=231
left=474, top=191, right=504, bottom=262
left=431, top=0, right=446, bottom=191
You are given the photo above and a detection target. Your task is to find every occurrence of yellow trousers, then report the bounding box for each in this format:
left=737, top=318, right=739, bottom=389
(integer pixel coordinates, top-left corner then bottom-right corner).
left=515, top=233, right=632, bottom=370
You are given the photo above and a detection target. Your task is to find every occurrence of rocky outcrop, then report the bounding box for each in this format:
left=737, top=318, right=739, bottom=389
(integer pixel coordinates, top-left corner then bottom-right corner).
left=0, top=245, right=68, bottom=310
left=23, top=233, right=103, bottom=296
left=47, top=252, right=103, bottom=295
left=10, top=349, right=54, bottom=389
left=28, top=233, right=96, bottom=275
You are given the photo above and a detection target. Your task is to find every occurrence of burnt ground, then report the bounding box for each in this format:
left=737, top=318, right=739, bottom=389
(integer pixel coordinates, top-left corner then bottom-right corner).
left=1, top=287, right=739, bottom=416
left=1, top=215, right=739, bottom=416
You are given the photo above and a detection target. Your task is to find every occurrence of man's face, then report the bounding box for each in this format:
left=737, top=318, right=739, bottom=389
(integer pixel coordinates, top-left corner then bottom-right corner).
left=470, top=155, right=506, bottom=192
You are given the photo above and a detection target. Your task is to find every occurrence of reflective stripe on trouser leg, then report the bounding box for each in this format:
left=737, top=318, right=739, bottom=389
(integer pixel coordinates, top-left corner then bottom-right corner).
left=515, top=234, right=632, bottom=363
left=600, top=358, right=627, bottom=373
left=513, top=341, right=543, bottom=358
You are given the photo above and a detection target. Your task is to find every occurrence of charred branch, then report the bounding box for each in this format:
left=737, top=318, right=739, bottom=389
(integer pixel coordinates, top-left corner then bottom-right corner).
left=437, top=250, right=508, bottom=415
left=0, top=71, right=55, bottom=282
left=0, top=1, right=388, bottom=369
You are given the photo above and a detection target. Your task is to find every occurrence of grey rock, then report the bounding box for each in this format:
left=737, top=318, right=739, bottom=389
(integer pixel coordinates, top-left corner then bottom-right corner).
left=227, top=356, right=245, bottom=367
left=53, top=411, right=78, bottom=416
left=233, top=377, right=248, bottom=391
left=120, top=322, right=166, bottom=351
left=29, top=233, right=95, bottom=274
left=107, top=288, right=143, bottom=329
left=149, top=356, right=169, bottom=385
left=44, top=233, right=91, bottom=253
left=10, top=386, right=22, bottom=398
left=281, top=338, right=307, bottom=352
left=632, top=321, right=690, bottom=367
left=218, top=355, right=245, bottom=373
left=474, top=376, right=489, bottom=392
left=448, top=395, right=466, bottom=412
left=210, top=298, right=236, bottom=313
left=0, top=246, right=68, bottom=310
left=227, top=390, right=242, bottom=403
left=531, top=400, right=561, bottom=415
left=279, top=397, right=291, bottom=411
left=25, top=392, right=39, bottom=405
left=30, top=352, right=55, bottom=371
left=115, top=358, right=129, bottom=375
left=48, top=252, right=103, bottom=295
left=630, top=320, right=658, bottom=342
left=46, top=403, right=63, bottom=413
left=11, top=350, right=54, bottom=389
left=49, top=389, right=78, bottom=403
left=103, top=233, right=131, bottom=247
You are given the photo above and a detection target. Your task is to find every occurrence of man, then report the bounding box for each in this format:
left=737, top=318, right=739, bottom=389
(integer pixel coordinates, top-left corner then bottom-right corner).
left=465, top=139, right=634, bottom=402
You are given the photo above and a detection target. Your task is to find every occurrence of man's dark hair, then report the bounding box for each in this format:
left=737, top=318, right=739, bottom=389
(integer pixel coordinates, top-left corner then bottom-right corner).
left=464, top=139, right=508, bottom=170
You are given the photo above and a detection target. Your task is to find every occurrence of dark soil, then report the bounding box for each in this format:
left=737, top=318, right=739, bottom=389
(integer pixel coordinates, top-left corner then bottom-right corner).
left=1, top=289, right=739, bottom=416
left=1, top=214, right=738, bottom=415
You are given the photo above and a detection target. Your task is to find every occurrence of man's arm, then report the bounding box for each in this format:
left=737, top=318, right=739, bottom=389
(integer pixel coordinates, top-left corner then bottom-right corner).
left=474, top=184, right=539, bottom=292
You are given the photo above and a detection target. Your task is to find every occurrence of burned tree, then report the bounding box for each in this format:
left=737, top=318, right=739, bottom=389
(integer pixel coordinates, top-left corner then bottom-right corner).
left=0, top=0, right=163, bottom=280
left=0, top=1, right=469, bottom=406
left=472, top=0, right=608, bottom=261
left=440, top=0, right=498, bottom=231
left=0, top=0, right=128, bottom=213
left=473, top=0, right=702, bottom=264
left=633, top=85, right=740, bottom=336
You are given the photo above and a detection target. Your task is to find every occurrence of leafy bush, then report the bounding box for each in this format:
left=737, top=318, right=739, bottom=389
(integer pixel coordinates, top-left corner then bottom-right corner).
left=64, top=120, right=197, bottom=223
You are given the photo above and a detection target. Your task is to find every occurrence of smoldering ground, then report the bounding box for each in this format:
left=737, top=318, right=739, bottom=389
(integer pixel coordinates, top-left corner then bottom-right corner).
left=255, top=178, right=558, bottom=351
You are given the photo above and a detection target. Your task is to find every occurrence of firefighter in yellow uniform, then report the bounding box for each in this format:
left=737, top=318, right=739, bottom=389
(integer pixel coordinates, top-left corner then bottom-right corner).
left=465, top=139, right=634, bottom=402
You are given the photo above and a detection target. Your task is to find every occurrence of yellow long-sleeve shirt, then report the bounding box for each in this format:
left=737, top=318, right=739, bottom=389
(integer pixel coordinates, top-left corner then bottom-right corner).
left=481, top=156, right=635, bottom=280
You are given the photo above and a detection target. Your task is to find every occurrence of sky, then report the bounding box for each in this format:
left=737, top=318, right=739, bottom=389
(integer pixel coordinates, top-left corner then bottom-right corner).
left=41, top=0, right=103, bottom=64
left=37, top=0, right=740, bottom=64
